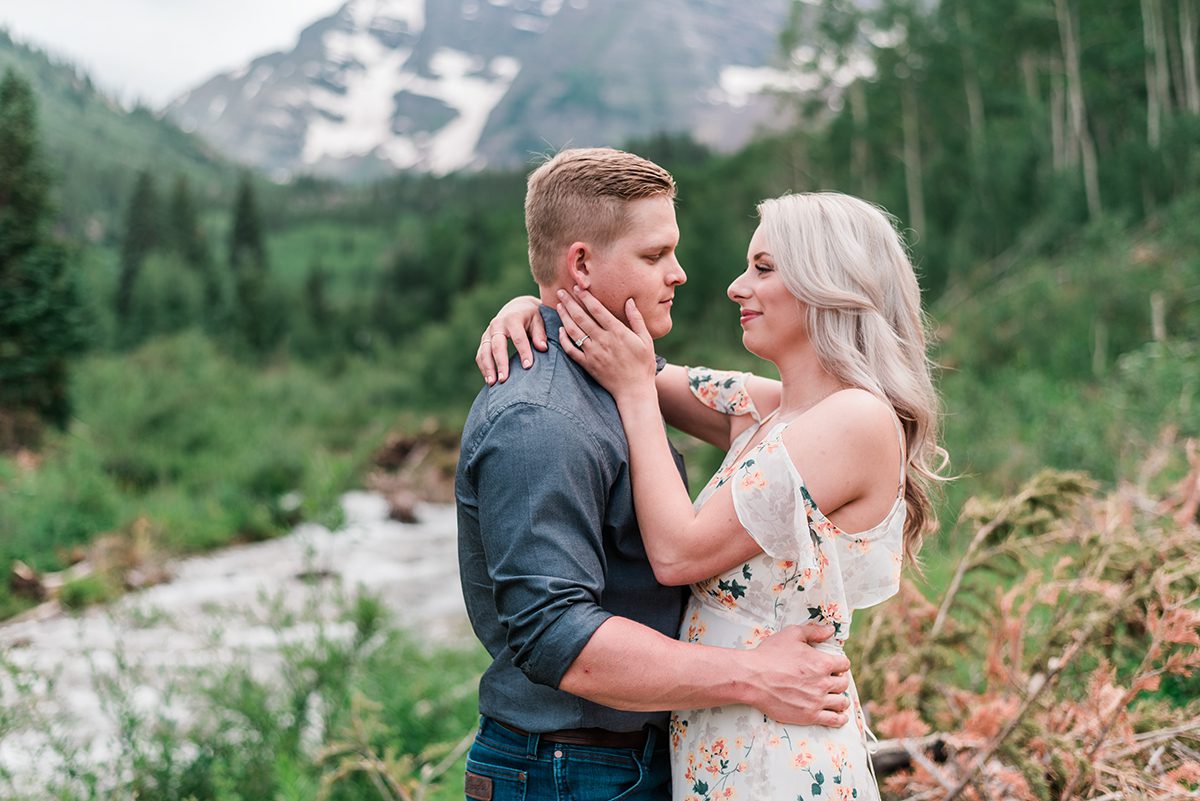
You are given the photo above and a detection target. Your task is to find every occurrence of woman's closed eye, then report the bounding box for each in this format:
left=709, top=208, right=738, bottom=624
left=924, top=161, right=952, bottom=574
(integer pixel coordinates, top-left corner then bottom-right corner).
left=754, top=262, right=773, bottom=274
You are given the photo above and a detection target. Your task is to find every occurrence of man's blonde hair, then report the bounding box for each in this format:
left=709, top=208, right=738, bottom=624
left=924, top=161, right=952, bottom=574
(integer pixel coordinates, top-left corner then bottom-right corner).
left=525, top=148, right=677, bottom=285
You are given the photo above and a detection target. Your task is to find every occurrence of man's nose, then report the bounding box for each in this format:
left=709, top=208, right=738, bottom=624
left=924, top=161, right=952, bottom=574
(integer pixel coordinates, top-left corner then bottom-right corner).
left=669, top=258, right=687, bottom=286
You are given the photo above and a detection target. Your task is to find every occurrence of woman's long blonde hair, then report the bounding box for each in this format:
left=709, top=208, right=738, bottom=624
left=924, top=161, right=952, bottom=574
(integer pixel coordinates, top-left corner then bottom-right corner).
left=757, top=192, right=949, bottom=564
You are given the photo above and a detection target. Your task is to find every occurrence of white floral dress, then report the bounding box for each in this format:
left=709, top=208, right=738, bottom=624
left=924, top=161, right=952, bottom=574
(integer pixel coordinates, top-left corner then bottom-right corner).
left=670, top=368, right=905, bottom=801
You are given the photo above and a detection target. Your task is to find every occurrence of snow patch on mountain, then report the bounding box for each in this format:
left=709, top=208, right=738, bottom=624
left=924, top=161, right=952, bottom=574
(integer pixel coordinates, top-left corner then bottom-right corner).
left=301, top=20, right=519, bottom=174
left=408, top=50, right=520, bottom=173
left=302, top=41, right=413, bottom=165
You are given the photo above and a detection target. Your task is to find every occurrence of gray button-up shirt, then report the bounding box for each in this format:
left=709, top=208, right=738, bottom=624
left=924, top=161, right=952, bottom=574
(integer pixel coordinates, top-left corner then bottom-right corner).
left=456, top=306, right=687, bottom=733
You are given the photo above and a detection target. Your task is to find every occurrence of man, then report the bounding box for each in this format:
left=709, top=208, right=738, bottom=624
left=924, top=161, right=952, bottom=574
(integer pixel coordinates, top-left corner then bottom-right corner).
left=456, top=148, right=850, bottom=801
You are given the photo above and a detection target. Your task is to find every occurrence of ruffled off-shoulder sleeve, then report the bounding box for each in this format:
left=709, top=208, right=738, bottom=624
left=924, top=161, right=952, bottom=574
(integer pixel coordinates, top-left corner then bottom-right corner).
left=729, top=437, right=817, bottom=564
left=686, top=366, right=761, bottom=422
left=730, top=431, right=904, bottom=612
left=834, top=510, right=904, bottom=610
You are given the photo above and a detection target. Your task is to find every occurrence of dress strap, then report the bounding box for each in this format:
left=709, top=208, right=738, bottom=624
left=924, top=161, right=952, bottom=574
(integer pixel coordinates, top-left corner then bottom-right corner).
left=890, top=413, right=907, bottom=492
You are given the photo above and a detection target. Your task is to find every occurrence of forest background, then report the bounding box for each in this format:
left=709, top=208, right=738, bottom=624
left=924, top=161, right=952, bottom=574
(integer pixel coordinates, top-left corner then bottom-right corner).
left=1, top=0, right=1199, bottom=799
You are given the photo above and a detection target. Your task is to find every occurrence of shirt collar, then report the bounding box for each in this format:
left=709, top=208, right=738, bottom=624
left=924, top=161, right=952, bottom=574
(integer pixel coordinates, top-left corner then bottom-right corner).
left=539, top=304, right=667, bottom=373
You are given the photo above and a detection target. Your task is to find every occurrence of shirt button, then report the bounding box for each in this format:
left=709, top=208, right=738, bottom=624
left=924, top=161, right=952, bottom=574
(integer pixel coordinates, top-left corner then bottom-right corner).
left=554, top=749, right=564, bottom=758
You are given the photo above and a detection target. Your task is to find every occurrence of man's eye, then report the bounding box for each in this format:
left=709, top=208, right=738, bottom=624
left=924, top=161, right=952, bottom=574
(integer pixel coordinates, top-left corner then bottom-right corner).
left=646, top=253, right=663, bottom=263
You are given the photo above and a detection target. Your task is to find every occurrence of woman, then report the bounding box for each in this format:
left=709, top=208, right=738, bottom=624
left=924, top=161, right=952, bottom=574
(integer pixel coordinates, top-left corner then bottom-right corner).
left=478, top=192, right=946, bottom=800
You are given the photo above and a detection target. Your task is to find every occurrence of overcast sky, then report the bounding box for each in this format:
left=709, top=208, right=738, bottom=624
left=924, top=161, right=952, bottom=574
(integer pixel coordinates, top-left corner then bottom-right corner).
left=0, top=0, right=345, bottom=108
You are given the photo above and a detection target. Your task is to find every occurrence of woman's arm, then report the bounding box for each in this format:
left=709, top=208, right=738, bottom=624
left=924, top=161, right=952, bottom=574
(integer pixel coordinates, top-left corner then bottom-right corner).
left=553, top=288, right=758, bottom=583
left=475, top=295, right=547, bottom=385
left=656, top=364, right=782, bottom=449
left=473, top=294, right=782, bottom=449
left=556, top=287, right=896, bottom=585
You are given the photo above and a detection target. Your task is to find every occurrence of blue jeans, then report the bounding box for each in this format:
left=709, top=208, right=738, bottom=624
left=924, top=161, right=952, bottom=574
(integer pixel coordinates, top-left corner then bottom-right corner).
left=464, top=716, right=670, bottom=801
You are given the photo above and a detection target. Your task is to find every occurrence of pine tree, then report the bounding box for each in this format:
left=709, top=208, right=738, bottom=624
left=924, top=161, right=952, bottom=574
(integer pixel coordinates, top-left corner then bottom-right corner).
left=114, top=170, right=160, bottom=342
left=168, top=175, right=210, bottom=269
left=227, top=174, right=280, bottom=353
left=229, top=174, right=266, bottom=275
left=168, top=175, right=219, bottom=314
left=0, top=69, right=85, bottom=446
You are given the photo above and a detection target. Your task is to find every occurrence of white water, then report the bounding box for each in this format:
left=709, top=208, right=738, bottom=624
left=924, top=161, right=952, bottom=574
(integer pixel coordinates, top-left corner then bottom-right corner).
left=0, top=493, right=470, bottom=783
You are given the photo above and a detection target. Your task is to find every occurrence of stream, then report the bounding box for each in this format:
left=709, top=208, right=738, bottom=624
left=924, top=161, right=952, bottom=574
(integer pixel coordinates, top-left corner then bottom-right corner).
left=0, top=492, right=470, bottom=784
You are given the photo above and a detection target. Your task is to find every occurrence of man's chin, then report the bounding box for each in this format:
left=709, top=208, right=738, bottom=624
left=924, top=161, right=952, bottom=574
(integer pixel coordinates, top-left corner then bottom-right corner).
left=647, top=314, right=672, bottom=339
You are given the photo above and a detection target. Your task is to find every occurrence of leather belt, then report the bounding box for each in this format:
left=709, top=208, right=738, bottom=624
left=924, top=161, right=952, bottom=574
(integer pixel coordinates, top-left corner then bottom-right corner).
left=496, top=719, right=649, bottom=749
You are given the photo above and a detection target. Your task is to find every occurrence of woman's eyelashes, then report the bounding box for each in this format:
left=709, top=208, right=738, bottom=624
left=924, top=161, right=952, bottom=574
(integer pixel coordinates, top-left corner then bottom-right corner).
left=754, top=262, right=773, bottom=274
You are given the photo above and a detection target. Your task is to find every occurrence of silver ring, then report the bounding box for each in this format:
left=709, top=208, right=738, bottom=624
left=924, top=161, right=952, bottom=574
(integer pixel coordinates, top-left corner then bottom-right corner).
left=483, top=331, right=506, bottom=343
left=574, top=334, right=590, bottom=349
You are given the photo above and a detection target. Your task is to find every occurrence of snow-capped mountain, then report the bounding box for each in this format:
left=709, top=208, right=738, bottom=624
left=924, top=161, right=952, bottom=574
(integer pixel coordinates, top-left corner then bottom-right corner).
left=167, top=0, right=799, bottom=180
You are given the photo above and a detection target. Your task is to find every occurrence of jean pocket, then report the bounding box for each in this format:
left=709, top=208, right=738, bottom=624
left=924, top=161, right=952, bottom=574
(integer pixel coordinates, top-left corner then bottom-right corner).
left=563, top=750, right=645, bottom=801
left=465, top=757, right=527, bottom=801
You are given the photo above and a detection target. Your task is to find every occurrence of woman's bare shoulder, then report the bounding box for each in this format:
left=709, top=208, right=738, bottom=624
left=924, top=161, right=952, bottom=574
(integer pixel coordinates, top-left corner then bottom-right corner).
left=780, top=388, right=899, bottom=477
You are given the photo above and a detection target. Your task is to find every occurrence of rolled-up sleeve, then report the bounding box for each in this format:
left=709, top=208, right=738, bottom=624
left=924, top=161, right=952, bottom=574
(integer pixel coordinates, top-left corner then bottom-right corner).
left=468, top=403, right=614, bottom=688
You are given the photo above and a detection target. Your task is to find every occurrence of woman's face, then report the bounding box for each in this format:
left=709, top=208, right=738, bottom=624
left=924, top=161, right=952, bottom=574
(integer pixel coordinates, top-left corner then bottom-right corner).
left=727, top=224, right=808, bottom=361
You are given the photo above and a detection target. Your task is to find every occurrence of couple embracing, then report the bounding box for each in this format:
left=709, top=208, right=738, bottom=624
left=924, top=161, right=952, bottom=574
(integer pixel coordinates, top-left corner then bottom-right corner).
left=455, top=148, right=946, bottom=801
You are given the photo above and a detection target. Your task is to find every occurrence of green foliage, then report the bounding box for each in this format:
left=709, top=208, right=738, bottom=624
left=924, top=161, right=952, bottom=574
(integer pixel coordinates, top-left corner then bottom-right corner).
left=58, top=573, right=120, bottom=610
left=776, top=0, right=1200, bottom=292
left=0, top=68, right=85, bottom=441
left=0, top=332, right=422, bottom=616
left=932, top=193, right=1200, bottom=515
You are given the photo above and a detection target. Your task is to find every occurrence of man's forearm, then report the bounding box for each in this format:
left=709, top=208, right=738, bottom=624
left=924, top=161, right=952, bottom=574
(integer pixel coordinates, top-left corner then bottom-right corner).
left=558, top=616, right=853, bottom=728
left=558, top=617, right=757, bottom=713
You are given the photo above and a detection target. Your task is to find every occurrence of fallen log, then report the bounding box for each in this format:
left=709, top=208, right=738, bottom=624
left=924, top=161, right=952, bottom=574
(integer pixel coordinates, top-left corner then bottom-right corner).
left=870, top=734, right=949, bottom=777
left=9, top=560, right=45, bottom=601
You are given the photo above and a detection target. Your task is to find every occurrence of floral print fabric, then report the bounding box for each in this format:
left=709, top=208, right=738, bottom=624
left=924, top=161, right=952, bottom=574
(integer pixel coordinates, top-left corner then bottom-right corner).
left=672, top=368, right=905, bottom=801
left=687, top=367, right=761, bottom=422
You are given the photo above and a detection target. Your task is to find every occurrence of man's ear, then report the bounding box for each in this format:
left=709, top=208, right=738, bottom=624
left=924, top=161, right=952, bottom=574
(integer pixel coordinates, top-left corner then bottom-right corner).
left=565, top=241, right=592, bottom=290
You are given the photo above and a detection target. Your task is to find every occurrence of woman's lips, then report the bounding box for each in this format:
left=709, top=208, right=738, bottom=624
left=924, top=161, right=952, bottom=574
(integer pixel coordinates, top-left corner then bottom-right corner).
left=740, top=311, right=761, bottom=325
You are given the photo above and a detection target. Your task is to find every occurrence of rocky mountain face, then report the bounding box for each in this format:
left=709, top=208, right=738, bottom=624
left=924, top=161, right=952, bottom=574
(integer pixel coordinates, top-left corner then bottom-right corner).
left=166, top=0, right=797, bottom=180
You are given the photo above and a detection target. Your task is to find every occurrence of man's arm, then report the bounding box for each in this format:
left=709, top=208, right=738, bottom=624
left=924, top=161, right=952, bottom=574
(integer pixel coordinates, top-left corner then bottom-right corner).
left=561, top=618, right=851, bottom=727
left=470, top=402, right=618, bottom=687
